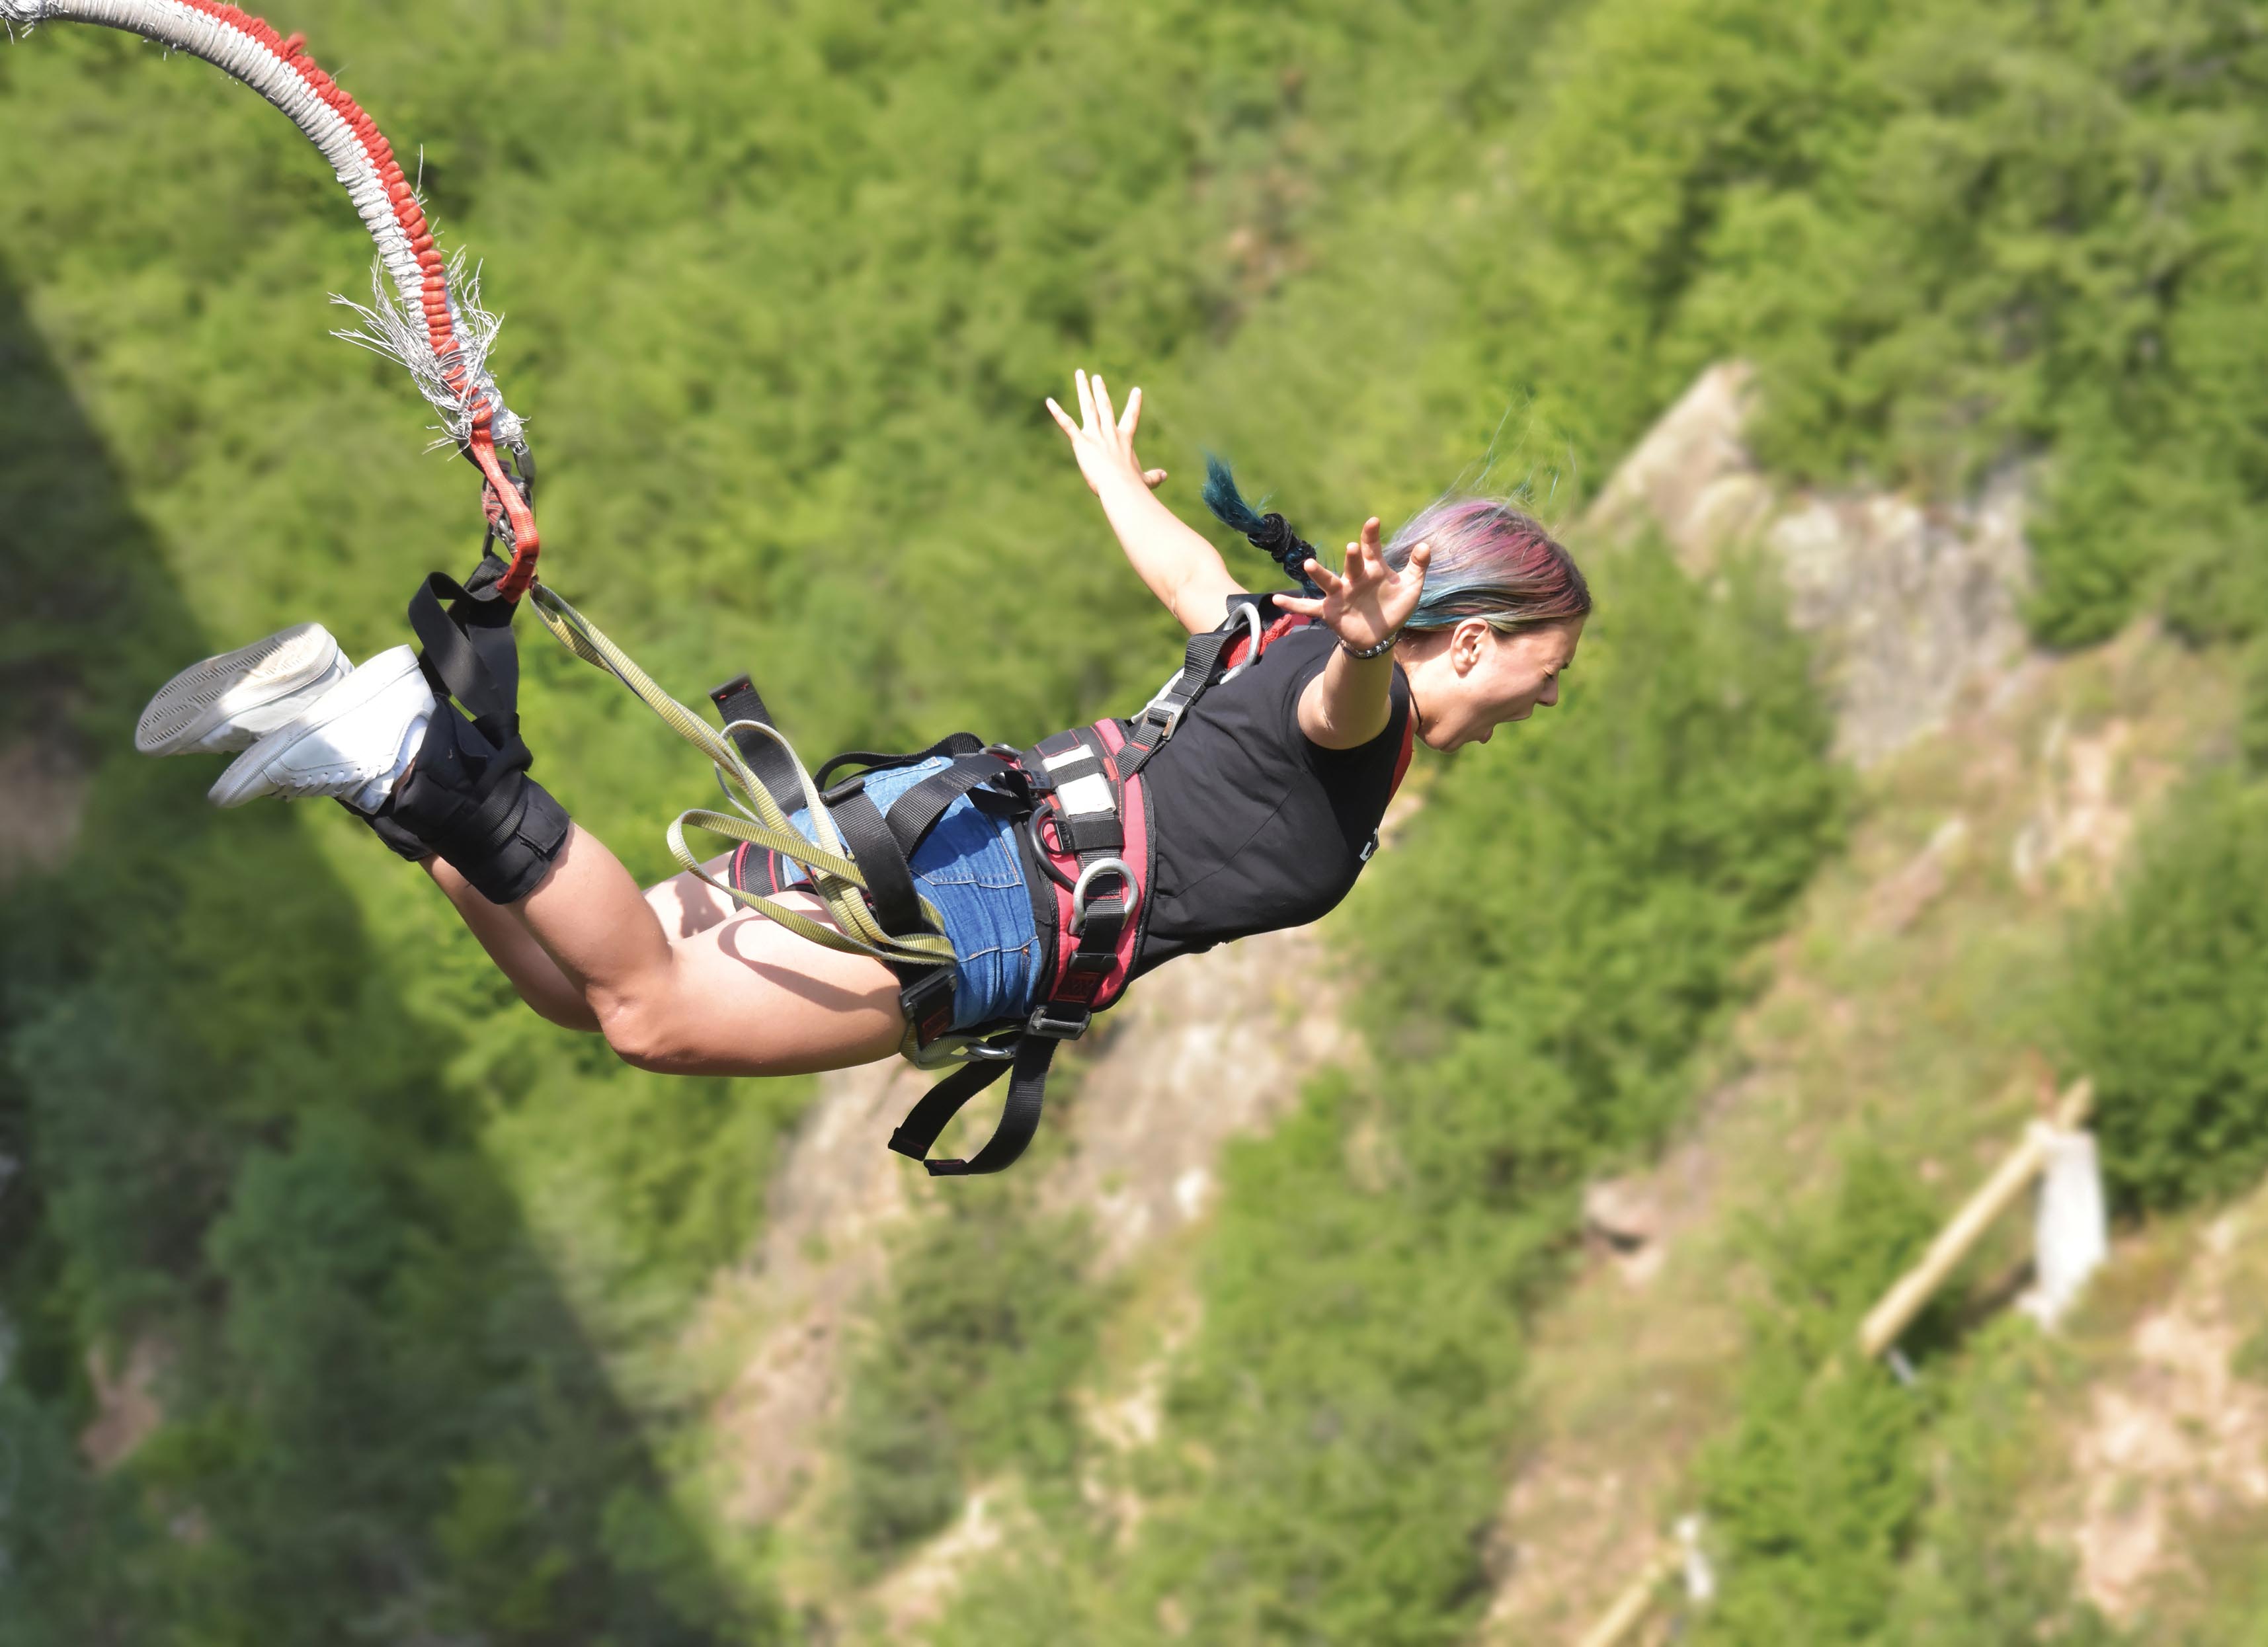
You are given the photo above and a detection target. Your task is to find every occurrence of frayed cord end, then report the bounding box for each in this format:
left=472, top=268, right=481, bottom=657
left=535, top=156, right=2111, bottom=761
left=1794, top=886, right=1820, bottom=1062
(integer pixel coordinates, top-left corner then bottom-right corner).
left=1, top=0, right=54, bottom=28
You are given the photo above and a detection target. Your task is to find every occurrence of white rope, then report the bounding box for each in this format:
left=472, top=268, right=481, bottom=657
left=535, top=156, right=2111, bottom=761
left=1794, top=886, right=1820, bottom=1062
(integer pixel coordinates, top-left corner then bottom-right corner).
left=3, top=0, right=522, bottom=448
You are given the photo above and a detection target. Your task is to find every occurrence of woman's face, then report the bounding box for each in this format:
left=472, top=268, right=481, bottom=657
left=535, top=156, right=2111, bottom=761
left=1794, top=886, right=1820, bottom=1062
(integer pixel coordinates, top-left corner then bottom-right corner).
left=1410, top=617, right=1585, bottom=750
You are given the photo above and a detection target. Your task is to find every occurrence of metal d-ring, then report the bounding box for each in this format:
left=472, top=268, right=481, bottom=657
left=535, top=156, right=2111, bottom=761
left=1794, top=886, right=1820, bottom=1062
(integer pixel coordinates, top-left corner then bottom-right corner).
left=1068, top=856, right=1136, bottom=937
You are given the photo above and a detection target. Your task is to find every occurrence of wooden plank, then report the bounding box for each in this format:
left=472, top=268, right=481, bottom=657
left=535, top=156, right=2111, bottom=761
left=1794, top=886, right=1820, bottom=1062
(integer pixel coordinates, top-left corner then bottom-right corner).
left=1857, top=1080, right=2093, bottom=1360
left=1572, top=1543, right=1683, bottom=1647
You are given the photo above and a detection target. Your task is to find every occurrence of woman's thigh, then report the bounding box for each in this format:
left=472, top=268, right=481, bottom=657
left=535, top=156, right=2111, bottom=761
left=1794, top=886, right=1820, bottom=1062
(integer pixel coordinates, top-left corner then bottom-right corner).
left=641, top=859, right=906, bottom=1077
left=645, top=853, right=740, bottom=939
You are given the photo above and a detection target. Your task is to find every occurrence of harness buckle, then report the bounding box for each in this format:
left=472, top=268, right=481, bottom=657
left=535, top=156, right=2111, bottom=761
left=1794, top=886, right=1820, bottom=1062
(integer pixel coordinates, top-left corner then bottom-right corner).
left=1026, top=1001, right=1092, bottom=1041
left=1140, top=695, right=1189, bottom=741
left=897, top=965, right=957, bottom=1048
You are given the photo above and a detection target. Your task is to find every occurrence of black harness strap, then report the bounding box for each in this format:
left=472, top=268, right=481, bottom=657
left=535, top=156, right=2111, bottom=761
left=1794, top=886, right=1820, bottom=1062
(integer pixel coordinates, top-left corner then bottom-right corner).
left=815, top=733, right=985, bottom=793
left=407, top=564, right=535, bottom=800
left=882, top=750, right=1021, bottom=856
left=1117, top=626, right=1242, bottom=779
left=824, top=746, right=1032, bottom=1052
left=887, top=1021, right=1067, bottom=1177
left=707, top=673, right=811, bottom=815
left=824, top=780, right=930, bottom=944
left=884, top=724, right=1142, bottom=1178
left=409, top=571, right=516, bottom=723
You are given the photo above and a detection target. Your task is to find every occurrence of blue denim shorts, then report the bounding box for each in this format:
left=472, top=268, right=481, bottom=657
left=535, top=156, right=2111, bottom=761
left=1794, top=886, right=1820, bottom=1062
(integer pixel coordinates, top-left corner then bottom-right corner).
left=773, top=754, right=1043, bottom=1031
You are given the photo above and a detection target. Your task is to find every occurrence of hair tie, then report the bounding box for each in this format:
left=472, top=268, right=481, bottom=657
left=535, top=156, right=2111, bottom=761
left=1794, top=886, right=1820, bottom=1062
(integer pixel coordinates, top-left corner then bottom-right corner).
left=1201, top=455, right=1324, bottom=596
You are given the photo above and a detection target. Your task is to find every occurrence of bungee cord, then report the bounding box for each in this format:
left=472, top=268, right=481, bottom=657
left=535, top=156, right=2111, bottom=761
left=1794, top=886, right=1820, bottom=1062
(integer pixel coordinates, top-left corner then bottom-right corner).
left=2, top=0, right=960, bottom=1018
left=0, top=0, right=540, bottom=590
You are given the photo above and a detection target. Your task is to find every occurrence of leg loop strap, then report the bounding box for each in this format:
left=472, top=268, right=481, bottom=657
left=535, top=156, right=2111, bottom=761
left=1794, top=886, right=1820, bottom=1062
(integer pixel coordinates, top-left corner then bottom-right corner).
left=887, top=1012, right=1082, bottom=1176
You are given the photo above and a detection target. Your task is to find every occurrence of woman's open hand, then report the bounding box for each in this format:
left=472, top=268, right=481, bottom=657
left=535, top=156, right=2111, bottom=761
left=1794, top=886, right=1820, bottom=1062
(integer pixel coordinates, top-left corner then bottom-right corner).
left=1045, top=368, right=1167, bottom=497
left=1275, top=518, right=1429, bottom=656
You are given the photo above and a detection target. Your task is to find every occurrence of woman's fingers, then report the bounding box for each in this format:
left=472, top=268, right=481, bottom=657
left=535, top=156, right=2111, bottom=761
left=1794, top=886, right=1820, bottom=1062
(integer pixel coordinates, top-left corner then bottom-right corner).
left=1361, top=516, right=1383, bottom=553
left=1343, top=538, right=1381, bottom=588
left=1045, top=397, right=1079, bottom=438
left=1074, top=368, right=1098, bottom=431
left=1090, top=374, right=1117, bottom=434
left=1274, top=592, right=1323, bottom=617
left=1304, top=557, right=1349, bottom=596
left=1119, top=384, right=1143, bottom=438
left=1143, top=468, right=1168, bottom=488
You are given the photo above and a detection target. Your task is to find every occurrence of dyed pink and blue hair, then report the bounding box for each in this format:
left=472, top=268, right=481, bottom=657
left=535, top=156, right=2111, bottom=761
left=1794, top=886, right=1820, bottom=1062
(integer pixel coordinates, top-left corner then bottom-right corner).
left=1381, top=494, right=1590, bottom=633
left=1204, top=457, right=1590, bottom=634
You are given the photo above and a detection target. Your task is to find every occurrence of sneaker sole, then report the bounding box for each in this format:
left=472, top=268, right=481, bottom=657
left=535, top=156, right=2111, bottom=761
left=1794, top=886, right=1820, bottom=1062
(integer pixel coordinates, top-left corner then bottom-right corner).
left=136, top=623, right=344, bottom=756
left=208, top=647, right=432, bottom=809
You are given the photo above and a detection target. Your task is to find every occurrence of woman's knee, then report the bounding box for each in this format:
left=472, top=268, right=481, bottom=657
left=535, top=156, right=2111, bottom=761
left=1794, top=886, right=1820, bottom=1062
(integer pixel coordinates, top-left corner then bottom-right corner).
left=594, top=993, right=697, bottom=1074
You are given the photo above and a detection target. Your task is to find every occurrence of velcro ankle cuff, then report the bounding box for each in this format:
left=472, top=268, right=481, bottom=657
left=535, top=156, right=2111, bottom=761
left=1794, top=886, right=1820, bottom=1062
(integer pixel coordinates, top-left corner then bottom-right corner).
left=385, top=704, right=572, bottom=904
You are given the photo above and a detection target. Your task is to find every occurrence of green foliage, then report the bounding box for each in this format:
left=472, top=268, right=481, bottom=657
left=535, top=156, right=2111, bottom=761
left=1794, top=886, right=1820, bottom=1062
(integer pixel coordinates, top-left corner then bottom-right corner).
left=0, top=266, right=776, bottom=1639
left=2236, top=1322, right=2268, bottom=1387
left=838, top=1189, right=1108, bottom=1568
left=2064, top=771, right=2268, bottom=1211
left=1695, top=1161, right=2129, bottom=1647
left=1696, top=1150, right=1941, bottom=1644
left=20, top=0, right=2257, bottom=1631
left=1873, top=1323, right=2130, bottom=1647
left=1502, top=0, right=2268, bottom=648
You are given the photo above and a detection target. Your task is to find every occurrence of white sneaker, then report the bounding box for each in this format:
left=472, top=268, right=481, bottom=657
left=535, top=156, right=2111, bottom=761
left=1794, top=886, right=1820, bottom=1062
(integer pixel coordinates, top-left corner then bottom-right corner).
left=208, top=645, right=437, bottom=810
left=135, top=622, right=351, bottom=756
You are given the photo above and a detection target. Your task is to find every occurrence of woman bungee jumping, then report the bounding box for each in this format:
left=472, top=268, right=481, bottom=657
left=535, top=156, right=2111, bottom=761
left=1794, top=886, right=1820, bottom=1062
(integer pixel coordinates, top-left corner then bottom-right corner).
left=136, top=370, right=1589, bottom=1172
left=3, top=3, right=1587, bottom=1172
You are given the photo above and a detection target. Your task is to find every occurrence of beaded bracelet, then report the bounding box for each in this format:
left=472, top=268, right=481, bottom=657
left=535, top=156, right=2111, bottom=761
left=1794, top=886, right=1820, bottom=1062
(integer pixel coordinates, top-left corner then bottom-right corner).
left=1342, top=630, right=1401, bottom=661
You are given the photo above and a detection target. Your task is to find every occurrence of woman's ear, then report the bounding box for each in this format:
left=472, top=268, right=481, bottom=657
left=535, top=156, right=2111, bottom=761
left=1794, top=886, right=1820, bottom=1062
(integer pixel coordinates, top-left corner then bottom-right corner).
left=1451, top=616, right=1494, bottom=674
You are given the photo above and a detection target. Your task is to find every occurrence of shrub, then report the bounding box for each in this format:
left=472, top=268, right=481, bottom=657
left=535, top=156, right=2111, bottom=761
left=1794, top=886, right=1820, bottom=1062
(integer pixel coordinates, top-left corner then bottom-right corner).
left=838, top=1189, right=1108, bottom=1569
left=2064, top=772, right=2268, bottom=1211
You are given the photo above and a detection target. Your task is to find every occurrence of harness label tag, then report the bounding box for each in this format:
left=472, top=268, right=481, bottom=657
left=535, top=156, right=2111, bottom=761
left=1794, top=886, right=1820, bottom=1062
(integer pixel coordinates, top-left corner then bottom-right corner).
left=1055, top=772, right=1115, bottom=817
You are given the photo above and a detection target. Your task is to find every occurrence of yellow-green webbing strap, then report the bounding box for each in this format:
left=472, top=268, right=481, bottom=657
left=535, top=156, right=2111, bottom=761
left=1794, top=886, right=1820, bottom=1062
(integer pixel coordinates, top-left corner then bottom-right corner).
left=523, top=582, right=957, bottom=973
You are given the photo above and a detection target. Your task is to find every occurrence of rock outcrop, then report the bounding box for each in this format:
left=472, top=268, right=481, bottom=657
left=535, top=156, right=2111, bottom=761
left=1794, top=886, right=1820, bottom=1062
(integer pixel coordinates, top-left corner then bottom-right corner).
left=1584, top=362, right=2035, bottom=768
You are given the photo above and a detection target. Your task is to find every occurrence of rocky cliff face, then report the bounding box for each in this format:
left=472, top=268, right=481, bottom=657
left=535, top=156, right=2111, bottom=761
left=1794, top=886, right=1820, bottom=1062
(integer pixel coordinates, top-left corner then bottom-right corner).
left=1584, top=362, right=2035, bottom=766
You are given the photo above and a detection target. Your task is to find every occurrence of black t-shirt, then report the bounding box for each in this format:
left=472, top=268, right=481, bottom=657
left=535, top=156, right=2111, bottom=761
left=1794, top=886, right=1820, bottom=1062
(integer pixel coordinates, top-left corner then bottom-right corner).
left=1128, top=624, right=1412, bottom=980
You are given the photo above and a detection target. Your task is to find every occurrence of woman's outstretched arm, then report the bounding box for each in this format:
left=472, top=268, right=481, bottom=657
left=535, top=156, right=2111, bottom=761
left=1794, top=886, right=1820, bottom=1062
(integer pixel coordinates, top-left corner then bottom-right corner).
left=1279, top=516, right=1430, bottom=750
left=1047, top=368, right=1244, bottom=635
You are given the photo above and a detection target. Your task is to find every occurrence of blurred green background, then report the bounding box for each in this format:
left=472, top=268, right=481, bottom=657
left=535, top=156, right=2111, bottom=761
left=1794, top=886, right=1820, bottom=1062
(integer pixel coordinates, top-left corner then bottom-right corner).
left=10, top=1, right=2268, bottom=1641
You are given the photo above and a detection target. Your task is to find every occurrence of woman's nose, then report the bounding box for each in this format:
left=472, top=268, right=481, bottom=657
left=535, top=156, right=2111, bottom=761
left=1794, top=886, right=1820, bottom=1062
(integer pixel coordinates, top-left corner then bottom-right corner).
left=1537, top=677, right=1559, bottom=707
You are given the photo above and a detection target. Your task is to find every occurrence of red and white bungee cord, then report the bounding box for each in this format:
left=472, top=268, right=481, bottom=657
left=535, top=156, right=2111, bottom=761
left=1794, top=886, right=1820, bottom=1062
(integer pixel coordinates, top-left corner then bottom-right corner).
left=1, top=0, right=542, bottom=596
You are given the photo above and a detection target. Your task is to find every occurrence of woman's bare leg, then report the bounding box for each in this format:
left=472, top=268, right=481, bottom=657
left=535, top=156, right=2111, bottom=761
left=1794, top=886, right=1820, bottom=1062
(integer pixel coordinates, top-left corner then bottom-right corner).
left=427, top=823, right=907, bottom=1076
left=423, top=847, right=739, bottom=1032
left=424, top=853, right=600, bottom=1031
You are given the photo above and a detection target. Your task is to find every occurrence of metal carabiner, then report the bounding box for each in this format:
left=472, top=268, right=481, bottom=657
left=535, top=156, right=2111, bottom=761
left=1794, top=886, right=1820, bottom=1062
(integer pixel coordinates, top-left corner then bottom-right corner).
left=1068, top=855, right=1137, bottom=937
left=1216, top=600, right=1268, bottom=686
left=904, top=1029, right=1023, bottom=1071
